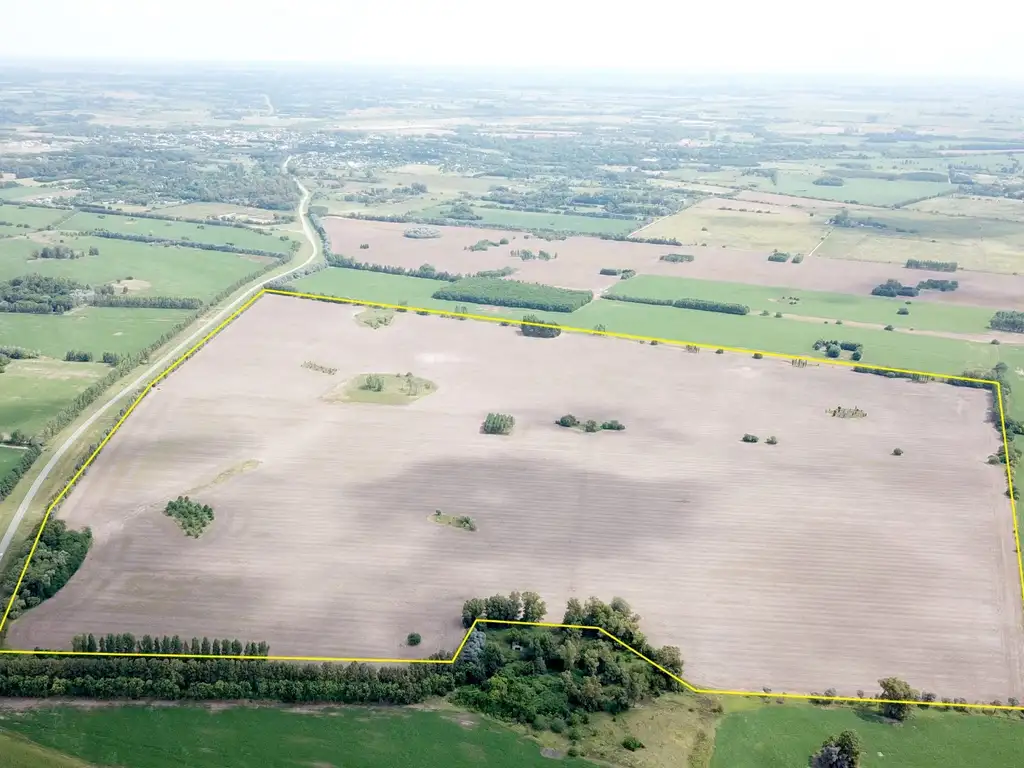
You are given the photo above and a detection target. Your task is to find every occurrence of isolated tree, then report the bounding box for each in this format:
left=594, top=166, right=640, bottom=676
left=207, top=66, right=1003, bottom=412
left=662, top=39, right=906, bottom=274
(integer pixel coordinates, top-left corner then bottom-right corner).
left=521, top=591, right=547, bottom=623
left=878, top=677, right=916, bottom=721
left=811, top=730, right=863, bottom=768
left=462, top=598, right=486, bottom=628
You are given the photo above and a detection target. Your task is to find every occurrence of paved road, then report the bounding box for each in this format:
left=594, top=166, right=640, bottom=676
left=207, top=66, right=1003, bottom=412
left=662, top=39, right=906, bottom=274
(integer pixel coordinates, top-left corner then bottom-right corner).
left=0, top=159, right=317, bottom=564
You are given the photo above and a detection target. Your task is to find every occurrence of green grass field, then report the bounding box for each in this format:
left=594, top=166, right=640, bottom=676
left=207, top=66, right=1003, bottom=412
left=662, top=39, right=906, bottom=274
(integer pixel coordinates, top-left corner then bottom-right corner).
left=0, top=733, right=90, bottom=768
left=608, top=275, right=996, bottom=335
left=0, top=235, right=268, bottom=299
left=0, top=204, right=71, bottom=228
left=0, top=307, right=191, bottom=359
left=0, top=445, right=28, bottom=474
left=61, top=211, right=294, bottom=253
left=0, top=359, right=110, bottom=436
left=289, top=268, right=1000, bottom=377
left=710, top=703, right=1024, bottom=768
left=0, top=706, right=594, bottom=768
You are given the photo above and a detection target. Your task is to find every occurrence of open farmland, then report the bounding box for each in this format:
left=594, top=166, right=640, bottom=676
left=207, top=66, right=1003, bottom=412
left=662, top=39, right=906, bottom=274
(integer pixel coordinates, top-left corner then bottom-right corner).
left=322, top=217, right=1024, bottom=309
left=5, top=294, right=1022, bottom=702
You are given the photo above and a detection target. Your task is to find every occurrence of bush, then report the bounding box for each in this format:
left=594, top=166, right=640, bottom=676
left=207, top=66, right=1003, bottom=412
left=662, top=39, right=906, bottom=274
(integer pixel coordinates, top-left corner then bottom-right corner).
left=556, top=414, right=579, bottom=428
left=872, top=279, right=919, bottom=298
left=893, top=448, right=903, bottom=456
left=897, top=307, right=909, bottom=315
left=433, top=277, right=592, bottom=313
left=715, top=349, right=724, bottom=354
left=752, top=352, right=763, bottom=359
left=767, top=250, right=790, bottom=262
left=407, top=633, right=421, bottom=646
left=826, top=344, right=841, bottom=358
left=766, top=436, right=778, bottom=445
left=482, top=413, right=515, bottom=435
left=64, top=349, right=93, bottom=363
left=742, top=434, right=760, bottom=443
left=992, top=339, right=1001, bottom=345
left=622, top=736, right=645, bottom=751
left=884, top=324, right=895, bottom=331
left=660, top=253, right=694, bottom=263
left=601, top=420, right=625, bottom=431
left=583, top=420, right=599, bottom=433
left=521, top=314, right=561, bottom=338
left=851, top=350, right=863, bottom=361
left=359, top=243, right=369, bottom=249
left=361, top=374, right=385, bottom=392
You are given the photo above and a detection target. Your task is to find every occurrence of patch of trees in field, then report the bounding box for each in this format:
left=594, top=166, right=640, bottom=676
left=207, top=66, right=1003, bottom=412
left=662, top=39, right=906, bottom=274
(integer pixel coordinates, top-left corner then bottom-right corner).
left=0, top=519, right=91, bottom=621
left=64, top=350, right=93, bottom=362
left=659, top=253, right=694, bottom=263
left=871, top=279, right=919, bottom=298
left=556, top=415, right=625, bottom=432
left=481, top=413, right=515, bottom=435
left=467, top=239, right=500, bottom=251
left=599, top=268, right=636, bottom=279
left=604, top=293, right=750, bottom=316
left=403, top=226, right=442, bottom=239
left=0, top=274, right=86, bottom=314
left=433, top=277, right=593, bottom=313
left=71, top=633, right=269, bottom=657
left=813, top=175, right=845, bottom=186
left=521, top=314, right=562, bottom=338
left=990, top=310, right=1024, bottom=333
left=916, top=279, right=958, bottom=292
left=475, top=266, right=516, bottom=278
left=164, top=496, right=214, bottom=537
left=813, top=339, right=864, bottom=361
left=32, top=244, right=84, bottom=260
left=767, top=250, right=791, bottom=262
left=905, top=259, right=958, bottom=272
left=324, top=252, right=464, bottom=282
left=811, top=730, right=862, bottom=768
left=86, top=229, right=293, bottom=258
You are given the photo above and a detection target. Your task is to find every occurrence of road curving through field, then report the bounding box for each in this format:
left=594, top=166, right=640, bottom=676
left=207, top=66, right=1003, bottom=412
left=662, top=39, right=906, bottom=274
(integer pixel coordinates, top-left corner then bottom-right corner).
left=0, top=158, right=318, bottom=565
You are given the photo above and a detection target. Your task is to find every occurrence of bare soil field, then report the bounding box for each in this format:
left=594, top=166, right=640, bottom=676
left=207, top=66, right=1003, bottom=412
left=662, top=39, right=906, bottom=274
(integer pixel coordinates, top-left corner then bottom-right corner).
left=5, top=294, right=1022, bottom=701
left=323, top=217, right=1024, bottom=309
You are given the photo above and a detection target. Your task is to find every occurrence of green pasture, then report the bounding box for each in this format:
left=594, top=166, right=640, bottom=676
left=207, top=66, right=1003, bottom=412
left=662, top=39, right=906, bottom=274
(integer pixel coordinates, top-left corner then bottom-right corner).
left=0, top=705, right=594, bottom=768
left=287, top=268, right=1000, bottom=377
left=61, top=211, right=294, bottom=253
left=0, top=235, right=266, bottom=299
left=0, top=445, right=28, bottom=474
left=0, top=204, right=71, bottom=228
left=710, top=703, right=1024, bottom=768
left=607, top=275, right=995, bottom=334
left=0, top=732, right=89, bottom=768
left=0, top=359, right=110, bottom=436
left=0, top=307, right=191, bottom=359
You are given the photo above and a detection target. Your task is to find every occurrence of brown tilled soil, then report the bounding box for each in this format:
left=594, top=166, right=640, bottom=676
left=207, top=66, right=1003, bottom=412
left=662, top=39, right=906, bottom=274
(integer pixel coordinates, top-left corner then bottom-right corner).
left=322, top=217, right=1024, bottom=309
left=7, top=294, right=1023, bottom=701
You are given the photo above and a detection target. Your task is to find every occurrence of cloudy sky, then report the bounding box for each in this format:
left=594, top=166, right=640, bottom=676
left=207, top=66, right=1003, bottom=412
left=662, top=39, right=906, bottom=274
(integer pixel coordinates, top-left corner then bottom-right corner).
left=4, top=0, right=1021, bottom=80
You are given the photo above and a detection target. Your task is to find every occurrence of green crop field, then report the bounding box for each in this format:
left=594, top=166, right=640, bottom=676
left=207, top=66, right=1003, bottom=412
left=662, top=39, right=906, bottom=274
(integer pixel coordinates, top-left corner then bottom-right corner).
left=0, top=732, right=90, bottom=768
left=287, top=268, right=1000, bottom=377
left=0, top=706, right=594, bottom=768
left=61, top=211, right=295, bottom=253
left=710, top=703, right=1024, bottom=768
left=0, top=359, right=110, bottom=436
left=0, top=204, right=71, bottom=228
left=0, top=307, right=191, bottom=359
left=0, top=235, right=268, bottom=299
left=607, top=275, right=995, bottom=335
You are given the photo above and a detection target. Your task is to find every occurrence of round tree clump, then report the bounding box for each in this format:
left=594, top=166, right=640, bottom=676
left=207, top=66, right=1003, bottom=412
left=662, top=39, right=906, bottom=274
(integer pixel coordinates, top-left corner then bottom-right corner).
left=407, top=633, right=422, bottom=646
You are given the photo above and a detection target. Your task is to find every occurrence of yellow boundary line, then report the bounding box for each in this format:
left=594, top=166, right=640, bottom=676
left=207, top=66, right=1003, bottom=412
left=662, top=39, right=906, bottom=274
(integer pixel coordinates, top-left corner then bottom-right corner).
left=1, top=288, right=1021, bottom=713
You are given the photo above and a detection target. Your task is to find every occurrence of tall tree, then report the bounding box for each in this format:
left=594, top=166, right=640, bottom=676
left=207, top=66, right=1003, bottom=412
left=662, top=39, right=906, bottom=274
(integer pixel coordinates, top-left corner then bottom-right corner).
left=811, top=730, right=863, bottom=768
left=878, top=677, right=916, bottom=721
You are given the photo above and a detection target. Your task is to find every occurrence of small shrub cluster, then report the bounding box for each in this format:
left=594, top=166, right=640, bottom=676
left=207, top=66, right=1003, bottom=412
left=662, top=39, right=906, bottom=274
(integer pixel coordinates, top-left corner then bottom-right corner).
left=660, top=253, right=695, bottom=263
left=302, top=360, right=337, bottom=375
left=741, top=434, right=760, bottom=443
left=556, top=415, right=625, bottom=432
left=164, top=496, right=215, bottom=538
left=482, top=413, right=515, bottom=435
left=905, top=259, right=957, bottom=272
left=407, top=633, right=422, bottom=646
left=361, top=374, right=385, bottom=392
left=767, top=250, right=790, bottom=262
left=64, top=349, right=94, bottom=363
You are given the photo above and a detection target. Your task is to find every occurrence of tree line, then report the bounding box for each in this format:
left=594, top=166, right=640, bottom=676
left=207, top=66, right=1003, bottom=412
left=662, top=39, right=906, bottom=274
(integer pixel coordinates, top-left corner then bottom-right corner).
left=86, top=230, right=291, bottom=259
left=76, top=203, right=292, bottom=228
left=905, top=259, right=958, bottom=272
left=604, top=293, right=750, bottom=316
left=0, top=444, right=42, bottom=503
left=521, top=314, right=562, bottom=338
left=433, top=277, right=593, bottom=313
left=90, top=295, right=203, bottom=309
left=71, top=633, right=269, bottom=657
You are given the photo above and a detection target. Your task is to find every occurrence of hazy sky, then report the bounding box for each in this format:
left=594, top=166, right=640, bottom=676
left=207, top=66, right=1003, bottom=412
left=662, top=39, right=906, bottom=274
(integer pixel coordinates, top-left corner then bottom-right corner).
left=4, top=0, right=1021, bottom=79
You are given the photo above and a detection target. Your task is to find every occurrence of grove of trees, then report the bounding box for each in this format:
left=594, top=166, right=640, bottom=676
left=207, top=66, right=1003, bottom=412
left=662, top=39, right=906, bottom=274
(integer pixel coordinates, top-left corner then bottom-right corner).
left=0, top=518, right=91, bottom=620
left=990, top=310, right=1024, bottom=333
left=905, top=259, right=958, bottom=272
left=481, top=413, right=515, bottom=435
left=164, top=496, right=215, bottom=537
left=521, top=314, right=561, bottom=338
left=0, top=274, right=86, bottom=314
